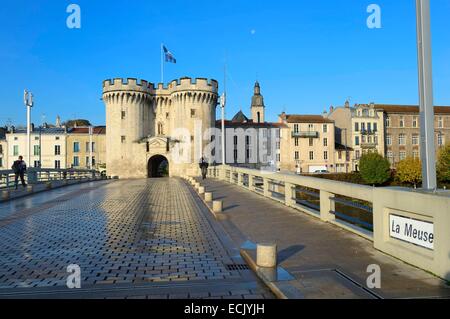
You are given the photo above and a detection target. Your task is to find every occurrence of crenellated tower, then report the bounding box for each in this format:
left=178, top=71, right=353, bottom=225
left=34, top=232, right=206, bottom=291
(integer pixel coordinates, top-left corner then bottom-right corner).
left=102, top=77, right=218, bottom=178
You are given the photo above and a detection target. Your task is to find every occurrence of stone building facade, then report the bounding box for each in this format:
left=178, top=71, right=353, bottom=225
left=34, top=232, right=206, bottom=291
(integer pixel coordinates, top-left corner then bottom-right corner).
left=377, top=105, right=450, bottom=167
left=66, top=126, right=106, bottom=170
left=102, top=77, right=218, bottom=179
left=278, top=114, right=336, bottom=173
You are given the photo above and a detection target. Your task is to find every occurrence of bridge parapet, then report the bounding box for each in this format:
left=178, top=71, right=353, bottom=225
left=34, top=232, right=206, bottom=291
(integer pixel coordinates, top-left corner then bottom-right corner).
left=206, top=165, right=450, bottom=281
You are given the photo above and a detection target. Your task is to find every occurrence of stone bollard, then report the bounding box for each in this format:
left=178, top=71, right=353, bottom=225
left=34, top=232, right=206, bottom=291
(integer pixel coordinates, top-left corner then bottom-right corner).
left=1, top=190, right=10, bottom=201
left=256, top=243, right=277, bottom=268
left=212, top=200, right=223, bottom=213
left=204, top=192, right=213, bottom=202
left=26, top=185, right=34, bottom=193
left=198, top=186, right=205, bottom=194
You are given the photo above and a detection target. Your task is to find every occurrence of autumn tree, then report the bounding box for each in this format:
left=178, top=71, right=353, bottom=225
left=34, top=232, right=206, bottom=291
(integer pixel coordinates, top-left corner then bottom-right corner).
left=437, top=143, right=450, bottom=183
left=359, top=152, right=391, bottom=186
left=396, top=157, right=422, bottom=188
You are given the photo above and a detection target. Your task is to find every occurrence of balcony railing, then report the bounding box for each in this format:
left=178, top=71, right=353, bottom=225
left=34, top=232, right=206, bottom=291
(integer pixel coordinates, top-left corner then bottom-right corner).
left=292, top=131, right=319, bottom=138
left=361, top=142, right=378, bottom=149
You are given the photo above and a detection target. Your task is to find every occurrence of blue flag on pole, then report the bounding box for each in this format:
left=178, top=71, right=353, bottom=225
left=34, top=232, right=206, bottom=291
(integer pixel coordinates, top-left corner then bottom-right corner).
left=163, top=46, right=177, bottom=64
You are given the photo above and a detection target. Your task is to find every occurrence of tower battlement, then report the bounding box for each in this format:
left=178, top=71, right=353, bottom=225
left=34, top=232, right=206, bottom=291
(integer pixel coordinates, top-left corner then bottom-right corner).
left=102, top=77, right=218, bottom=95
left=103, top=78, right=155, bottom=94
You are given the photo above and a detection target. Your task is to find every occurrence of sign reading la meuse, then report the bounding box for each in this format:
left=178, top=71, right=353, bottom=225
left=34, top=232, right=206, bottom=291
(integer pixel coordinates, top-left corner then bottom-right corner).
left=389, top=214, right=434, bottom=250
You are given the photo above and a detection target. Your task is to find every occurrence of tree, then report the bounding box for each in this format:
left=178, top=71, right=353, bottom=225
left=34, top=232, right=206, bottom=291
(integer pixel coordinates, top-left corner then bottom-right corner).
left=359, top=152, right=391, bottom=186
left=64, top=119, right=91, bottom=127
left=437, top=143, right=450, bottom=183
left=396, top=157, right=422, bottom=188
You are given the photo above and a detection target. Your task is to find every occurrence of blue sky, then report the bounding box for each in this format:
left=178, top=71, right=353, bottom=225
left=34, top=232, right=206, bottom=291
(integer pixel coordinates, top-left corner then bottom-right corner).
left=1, top=0, right=449, bottom=126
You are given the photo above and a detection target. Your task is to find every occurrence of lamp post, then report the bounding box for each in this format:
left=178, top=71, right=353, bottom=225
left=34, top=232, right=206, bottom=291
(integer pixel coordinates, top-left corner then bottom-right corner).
left=220, top=93, right=226, bottom=166
left=416, top=0, right=437, bottom=190
left=23, top=90, right=34, bottom=167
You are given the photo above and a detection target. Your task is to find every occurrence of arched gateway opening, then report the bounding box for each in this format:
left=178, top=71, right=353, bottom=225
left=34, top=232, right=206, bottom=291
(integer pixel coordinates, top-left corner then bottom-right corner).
left=148, top=155, right=169, bottom=178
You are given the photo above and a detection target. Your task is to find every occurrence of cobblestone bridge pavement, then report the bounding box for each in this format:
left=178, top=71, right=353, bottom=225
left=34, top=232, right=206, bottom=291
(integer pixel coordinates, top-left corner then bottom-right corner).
left=0, top=179, right=273, bottom=299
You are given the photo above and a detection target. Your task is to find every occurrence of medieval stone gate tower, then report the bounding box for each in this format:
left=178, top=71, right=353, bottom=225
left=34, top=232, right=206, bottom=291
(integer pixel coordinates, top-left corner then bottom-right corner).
left=102, top=77, right=218, bottom=179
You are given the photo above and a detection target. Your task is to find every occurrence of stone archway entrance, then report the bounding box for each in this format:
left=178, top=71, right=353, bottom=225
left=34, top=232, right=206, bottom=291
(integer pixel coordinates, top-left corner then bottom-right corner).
left=148, top=155, right=169, bottom=178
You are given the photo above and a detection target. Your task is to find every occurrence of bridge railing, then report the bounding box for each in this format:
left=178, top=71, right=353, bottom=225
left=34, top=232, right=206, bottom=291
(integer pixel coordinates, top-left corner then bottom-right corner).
left=0, top=168, right=100, bottom=189
left=206, top=165, right=450, bottom=281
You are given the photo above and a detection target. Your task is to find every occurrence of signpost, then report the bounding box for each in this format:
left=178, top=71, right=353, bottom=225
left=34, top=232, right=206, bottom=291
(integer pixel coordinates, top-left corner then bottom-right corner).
left=390, top=214, right=434, bottom=250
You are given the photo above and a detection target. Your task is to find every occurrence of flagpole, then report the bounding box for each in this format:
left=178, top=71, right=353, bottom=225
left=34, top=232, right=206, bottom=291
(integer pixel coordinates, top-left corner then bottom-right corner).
left=161, top=43, right=164, bottom=84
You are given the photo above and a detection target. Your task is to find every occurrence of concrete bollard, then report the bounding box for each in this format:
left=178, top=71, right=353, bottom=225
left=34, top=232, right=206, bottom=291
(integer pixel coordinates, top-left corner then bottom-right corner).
left=198, top=186, right=205, bottom=194
left=212, top=200, right=223, bottom=213
left=1, top=190, right=10, bottom=201
left=256, top=243, right=277, bottom=268
left=204, top=192, right=213, bottom=202
left=26, top=185, right=34, bottom=193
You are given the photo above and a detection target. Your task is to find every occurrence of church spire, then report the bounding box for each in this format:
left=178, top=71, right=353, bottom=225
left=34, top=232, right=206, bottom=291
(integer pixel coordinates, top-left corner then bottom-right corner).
left=251, top=81, right=265, bottom=123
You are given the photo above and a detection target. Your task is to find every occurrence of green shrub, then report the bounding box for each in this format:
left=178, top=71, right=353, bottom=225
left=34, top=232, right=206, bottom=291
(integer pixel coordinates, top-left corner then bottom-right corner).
left=359, top=152, right=391, bottom=186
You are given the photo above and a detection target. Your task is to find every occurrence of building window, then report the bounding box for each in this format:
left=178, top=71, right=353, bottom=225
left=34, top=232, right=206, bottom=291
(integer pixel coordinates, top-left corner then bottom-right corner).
left=413, top=116, right=418, bottom=128
left=0, top=157, right=2, bottom=167
left=0, top=144, right=2, bottom=154
left=121, top=111, right=126, bottom=119
left=356, top=150, right=361, bottom=160
left=399, top=134, right=406, bottom=145
left=294, top=124, right=299, bottom=133
left=191, top=109, right=196, bottom=118
left=308, top=124, right=314, bottom=131
left=355, top=136, right=360, bottom=146
left=387, top=151, right=394, bottom=163
left=121, top=136, right=126, bottom=143
left=367, top=123, right=372, bottom=132
left=362, top=135, right=366, bottom=143
left=295, top=151, right=299, bottom=160
left=56, top=136, right=60, bottom=140
left=233, top=149, right=238, bottom=162
left=309, top=138, right=313, bottom=147
left=386, top=134, right=392, bottom=146
left=55, top=145, right=61, bottom=155
left=385, top=117, right=391, bottom=127
left=438, top=117, right=444, bottom=128
left=361, top=123, right=366, bottom=132
left=438, top=133, right=443, bottom=146
left=399, top=116, right=405, bottom=128
left=338, top=151, right=342, bottom=160
left=34, top=161, right=40, bottom=168
left=323, top=138, right=328, bottom=147
left=276, top=154, right=280, bottom=162
left=355, top=122, right=359, bottom=132
left=413, top=151, right=419, bottom=159
left=323, top=124, right=328, bottom=133
left=294, top=137, right=299, bottom=147
left=33, top=145, right=40, bottom=156
left=73, top=156, right=79, bottom=167
left=399, top=151, right=406, bottom=161
left=73, top=142, right=80, bottom=153
left=13, top=145, right=19, bottom=156
left=234, top=136, right=238, bottom=145
left=246, top=136, right=250, bottom=145
left=374, top=136, right=378, bottom=144
left=324, top=151, right=328, bottom=160
left=55, top=160, right=61, bottom=169
left=309, top=151, right=314, bottom=160
left=373, top=123, right=378, bottom=132
left=157, top=123, right=164, bottom=135
left=412, top=134, right=419, bottom=145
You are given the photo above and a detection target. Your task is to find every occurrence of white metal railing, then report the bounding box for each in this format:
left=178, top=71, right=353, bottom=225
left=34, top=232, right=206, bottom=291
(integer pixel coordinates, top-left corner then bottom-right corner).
left=0, top=168, right=100, bottom=189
